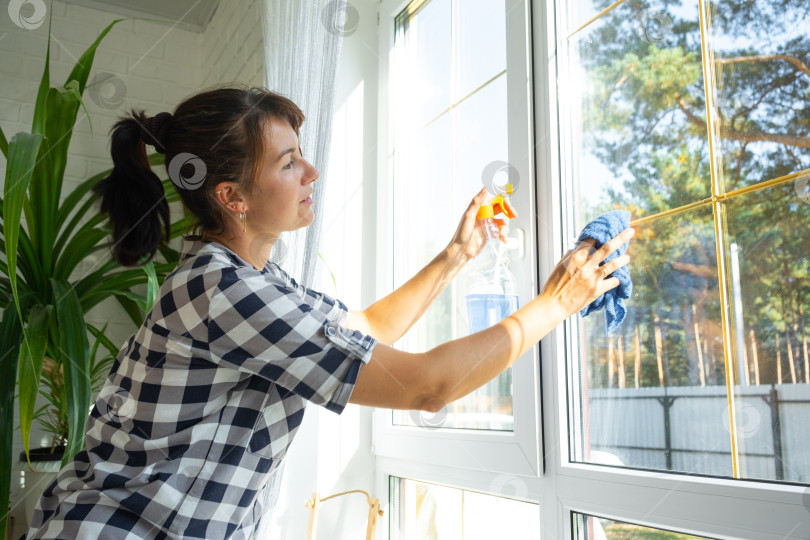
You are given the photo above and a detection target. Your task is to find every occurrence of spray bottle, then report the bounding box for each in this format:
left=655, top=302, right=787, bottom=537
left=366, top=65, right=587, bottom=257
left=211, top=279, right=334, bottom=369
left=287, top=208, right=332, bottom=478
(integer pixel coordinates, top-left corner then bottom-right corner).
left=465, top=186, right=518, bottom=334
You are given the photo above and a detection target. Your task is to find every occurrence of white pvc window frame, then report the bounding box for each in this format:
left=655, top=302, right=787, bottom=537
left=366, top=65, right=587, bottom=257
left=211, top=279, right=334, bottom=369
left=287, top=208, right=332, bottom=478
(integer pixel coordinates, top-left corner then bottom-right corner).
left=372, top=0, right=810, bottom=539
left=373, top=0, right=541, bottom=479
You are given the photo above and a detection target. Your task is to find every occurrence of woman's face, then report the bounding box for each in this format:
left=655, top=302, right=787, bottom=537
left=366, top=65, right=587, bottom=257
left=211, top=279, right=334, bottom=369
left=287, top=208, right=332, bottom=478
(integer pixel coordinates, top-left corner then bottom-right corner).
left=245, top=116, right=319, bottom=236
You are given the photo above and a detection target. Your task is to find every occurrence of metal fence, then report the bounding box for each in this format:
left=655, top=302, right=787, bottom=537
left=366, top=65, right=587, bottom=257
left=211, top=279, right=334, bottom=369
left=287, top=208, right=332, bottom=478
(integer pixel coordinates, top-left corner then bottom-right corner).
left=585, top=384, right=810, bottom=482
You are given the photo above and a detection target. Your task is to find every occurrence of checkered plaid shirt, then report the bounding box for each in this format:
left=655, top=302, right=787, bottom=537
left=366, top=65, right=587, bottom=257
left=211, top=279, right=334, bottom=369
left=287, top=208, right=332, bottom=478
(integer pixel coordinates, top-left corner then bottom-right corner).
left=26, top=239, right=376, bottom=539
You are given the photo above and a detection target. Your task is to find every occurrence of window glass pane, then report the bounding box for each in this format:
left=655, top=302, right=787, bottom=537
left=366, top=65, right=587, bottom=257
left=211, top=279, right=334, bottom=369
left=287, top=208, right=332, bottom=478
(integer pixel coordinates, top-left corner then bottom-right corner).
left=726, top=182, right=810, bottom=483
left=570, top=206, right=735, bottom=477
left=393, top=114, right=455, bottom=353
left=572, top=512, right=714, bottom=539
left=391, top=477, right=539, bottom=540
left=395, top=0, right=452, bottom=136
left=709, top=0, right=810, bottom=190
left=453, top=0, right=507, bottom=101
left=452, top=74, right=509, bottom=212
left=391, top=0, right=516, bottom=431
left=562, top=0, right=810, bottom=489
left=441, top=74, right=513, bottom=431
left=566, top=0, right=710, bottom=223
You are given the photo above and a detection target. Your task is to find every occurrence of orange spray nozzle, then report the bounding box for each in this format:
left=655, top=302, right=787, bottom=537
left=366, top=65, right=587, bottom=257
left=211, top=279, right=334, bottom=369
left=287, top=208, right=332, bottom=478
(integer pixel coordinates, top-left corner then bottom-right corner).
left=476, top=204, right=495, bottom=219
left=482, top=184, right=516, bottom=219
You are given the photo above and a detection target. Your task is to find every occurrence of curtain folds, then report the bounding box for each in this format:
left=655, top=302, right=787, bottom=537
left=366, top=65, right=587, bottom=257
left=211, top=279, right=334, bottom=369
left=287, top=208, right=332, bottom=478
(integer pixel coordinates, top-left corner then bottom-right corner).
left=260, top=0, right=345, bottom=287
left=254, top=1, right=345, bottom=535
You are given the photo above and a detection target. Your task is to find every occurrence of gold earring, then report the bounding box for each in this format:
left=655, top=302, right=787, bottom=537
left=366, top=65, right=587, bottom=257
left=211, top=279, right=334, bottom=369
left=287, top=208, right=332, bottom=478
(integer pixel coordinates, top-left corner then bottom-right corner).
left=240, top=211, right=246, bottom=233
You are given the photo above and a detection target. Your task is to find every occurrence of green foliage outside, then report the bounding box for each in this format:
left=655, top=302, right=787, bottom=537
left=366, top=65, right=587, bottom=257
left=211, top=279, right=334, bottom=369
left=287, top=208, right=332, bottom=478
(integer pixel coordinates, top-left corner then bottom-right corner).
left=575, top=0, right=809, bottom=389
left=603, top=521, right=705, bottom=539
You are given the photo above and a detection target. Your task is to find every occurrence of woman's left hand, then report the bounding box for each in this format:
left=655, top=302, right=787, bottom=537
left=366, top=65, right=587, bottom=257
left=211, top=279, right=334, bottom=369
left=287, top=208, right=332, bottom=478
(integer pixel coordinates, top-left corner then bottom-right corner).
left=447, top=188, right=516, bottom=262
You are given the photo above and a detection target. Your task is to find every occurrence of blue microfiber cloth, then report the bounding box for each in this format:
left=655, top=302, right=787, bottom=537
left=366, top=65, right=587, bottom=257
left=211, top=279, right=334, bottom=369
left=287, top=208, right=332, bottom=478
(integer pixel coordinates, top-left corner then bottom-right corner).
left=577, top=210, right=633, bottom=333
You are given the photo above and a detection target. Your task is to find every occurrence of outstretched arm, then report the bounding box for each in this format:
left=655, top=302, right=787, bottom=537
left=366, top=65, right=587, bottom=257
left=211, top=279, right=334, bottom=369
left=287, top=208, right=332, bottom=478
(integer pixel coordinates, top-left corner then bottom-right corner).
left=345, top=188, right=510, bottom=345
left=349, top=227, right=635, bottom=410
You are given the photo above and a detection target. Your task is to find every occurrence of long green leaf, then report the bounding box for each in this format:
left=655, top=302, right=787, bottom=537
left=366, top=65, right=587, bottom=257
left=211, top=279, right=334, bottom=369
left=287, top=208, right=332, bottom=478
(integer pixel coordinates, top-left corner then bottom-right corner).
left=87, top=323, right=116, bottom=395
left=0, top=228, right=37, bottom=297
left=80, top=276, right=153, bottom=313
left=0, top=123, right=8, bottom=158
left=55, top=168, right=110, bottom=235
left=18, top=305, right=52, bottom=463
left=1, top=169, right=44, bottom=294
left=88, top=323, right=120, bottom=360
left=54, top=208, right=106, bottom=264
left=65, top=20, right=126, bottom=96
left=17, top=226, right=44, bottom=295
left=148, top=153, right=164, bottom=168
left=28, top=19, right=123, bottom=280
left=143, top=262, right=159, bottom=312
left=4, top=132, right=44, bottom=325
left=114, top=290, right=149, bottom=313
left=30, top=11, right=52, bottom=136
left=73, top=259, right=119, bottom=298
left=51, top=280, right=90, bottom=466
left=169, top=215, right=194, bottom=240
left=30, top=86, right=83, bottom=273
left=0, top=302, right=25, bottom=537
left=88, top=323, right=120, bottom=369
left=115, top=295, right=145, bottom=328
left=53, top=227, right=107, bottom=281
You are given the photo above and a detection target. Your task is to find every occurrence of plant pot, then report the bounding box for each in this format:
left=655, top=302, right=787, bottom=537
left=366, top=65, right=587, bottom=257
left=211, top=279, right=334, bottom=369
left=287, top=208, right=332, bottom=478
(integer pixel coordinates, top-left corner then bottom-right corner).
left=17, top=448, right=65, bottom=531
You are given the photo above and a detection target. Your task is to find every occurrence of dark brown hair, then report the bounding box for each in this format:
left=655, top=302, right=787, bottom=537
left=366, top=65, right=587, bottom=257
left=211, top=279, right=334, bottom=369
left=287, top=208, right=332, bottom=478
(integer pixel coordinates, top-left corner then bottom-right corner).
left=93, top=85, right=305, bottom=266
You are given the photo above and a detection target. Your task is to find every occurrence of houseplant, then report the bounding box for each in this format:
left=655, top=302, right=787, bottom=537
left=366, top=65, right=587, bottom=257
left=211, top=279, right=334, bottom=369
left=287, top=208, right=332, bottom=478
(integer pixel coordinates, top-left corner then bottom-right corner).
left=0, top=17, right=191, bottom=535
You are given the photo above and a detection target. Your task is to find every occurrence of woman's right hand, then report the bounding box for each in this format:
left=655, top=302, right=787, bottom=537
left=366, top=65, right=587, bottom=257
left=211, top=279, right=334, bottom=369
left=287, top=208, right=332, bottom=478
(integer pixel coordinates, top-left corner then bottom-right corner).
left=350, top=226, right=634, bottom=412
left=538, top=227, right=635, bottom=320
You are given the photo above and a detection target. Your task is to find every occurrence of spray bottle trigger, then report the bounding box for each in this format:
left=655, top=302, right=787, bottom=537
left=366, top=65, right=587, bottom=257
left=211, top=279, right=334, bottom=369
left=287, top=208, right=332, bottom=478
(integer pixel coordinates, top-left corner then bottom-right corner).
left=489, top=194, right=516, bottom=219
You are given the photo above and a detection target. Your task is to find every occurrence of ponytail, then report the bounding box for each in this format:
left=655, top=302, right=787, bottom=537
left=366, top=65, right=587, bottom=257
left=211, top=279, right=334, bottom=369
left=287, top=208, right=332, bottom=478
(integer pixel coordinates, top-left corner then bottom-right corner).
left=94, top=110, right=171, bottom=266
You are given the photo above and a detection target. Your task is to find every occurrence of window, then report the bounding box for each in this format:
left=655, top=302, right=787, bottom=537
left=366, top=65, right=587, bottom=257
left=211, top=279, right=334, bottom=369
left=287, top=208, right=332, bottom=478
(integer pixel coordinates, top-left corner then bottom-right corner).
left=391, top=477, right=539, bottom=539
left=389, top=0, right=516, bottom=432
left=374, top=0, right=539, bottom=477
left=572, top=512, right=712, bottom=539
left=563, top=0, right=810, bottom=484
left=374, top=0, right=810, bottom=538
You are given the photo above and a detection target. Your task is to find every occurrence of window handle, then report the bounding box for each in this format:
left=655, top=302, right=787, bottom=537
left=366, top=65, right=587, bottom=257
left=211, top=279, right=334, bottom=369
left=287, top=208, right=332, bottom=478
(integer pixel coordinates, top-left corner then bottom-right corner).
left=505, top=227, right=525, bottom=260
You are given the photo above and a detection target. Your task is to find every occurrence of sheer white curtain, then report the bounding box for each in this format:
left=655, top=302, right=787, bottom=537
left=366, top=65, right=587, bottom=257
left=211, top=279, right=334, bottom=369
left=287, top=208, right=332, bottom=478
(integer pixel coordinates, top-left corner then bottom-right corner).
left=254, top=1, right=346, bottom=536
left=261, top=0, right=347, bottom=286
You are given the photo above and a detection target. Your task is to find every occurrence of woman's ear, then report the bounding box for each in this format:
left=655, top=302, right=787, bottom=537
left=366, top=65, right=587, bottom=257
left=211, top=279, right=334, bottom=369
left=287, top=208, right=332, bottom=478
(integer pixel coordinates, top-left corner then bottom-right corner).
left=213, top=183, right=247, bottom=213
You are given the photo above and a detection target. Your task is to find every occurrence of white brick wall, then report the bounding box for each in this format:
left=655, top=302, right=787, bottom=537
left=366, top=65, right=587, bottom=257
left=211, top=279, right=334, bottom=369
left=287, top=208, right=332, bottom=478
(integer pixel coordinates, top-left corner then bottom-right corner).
left=198, top=0, right=264, bottom=87
left=1, top=1, right=265, bottom=536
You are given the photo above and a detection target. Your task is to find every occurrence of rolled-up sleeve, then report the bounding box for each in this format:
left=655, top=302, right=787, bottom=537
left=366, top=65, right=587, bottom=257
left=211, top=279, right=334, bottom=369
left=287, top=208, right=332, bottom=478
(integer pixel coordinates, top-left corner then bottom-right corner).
left=207, top=266, right=376, bottom=414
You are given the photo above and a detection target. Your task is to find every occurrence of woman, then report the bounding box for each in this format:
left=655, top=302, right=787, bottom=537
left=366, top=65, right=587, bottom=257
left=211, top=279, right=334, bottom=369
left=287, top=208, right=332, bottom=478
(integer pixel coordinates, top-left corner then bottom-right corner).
left=26, top=85, right=633, bottom=539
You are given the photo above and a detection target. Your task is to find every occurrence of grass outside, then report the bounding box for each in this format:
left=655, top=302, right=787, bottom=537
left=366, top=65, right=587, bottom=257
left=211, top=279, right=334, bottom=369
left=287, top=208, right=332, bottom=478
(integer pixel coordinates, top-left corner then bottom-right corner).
left=603, top=522, right=707, bottom=539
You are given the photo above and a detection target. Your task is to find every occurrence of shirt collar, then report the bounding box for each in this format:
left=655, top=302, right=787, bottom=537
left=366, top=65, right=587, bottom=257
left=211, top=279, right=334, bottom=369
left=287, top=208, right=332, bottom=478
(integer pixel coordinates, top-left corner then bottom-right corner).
left=178, top=237, right=271, bottom=273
